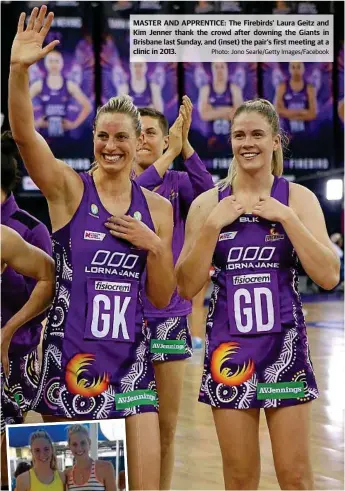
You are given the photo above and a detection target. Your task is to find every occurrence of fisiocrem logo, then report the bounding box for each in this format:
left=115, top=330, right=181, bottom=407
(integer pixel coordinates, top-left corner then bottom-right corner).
left=233, top=273, right=271, bottom=285
left=95, top=281, right=131, bottom=293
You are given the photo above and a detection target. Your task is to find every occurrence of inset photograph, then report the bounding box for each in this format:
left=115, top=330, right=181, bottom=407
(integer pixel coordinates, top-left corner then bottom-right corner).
left=6, top=420, right=126, bottom=491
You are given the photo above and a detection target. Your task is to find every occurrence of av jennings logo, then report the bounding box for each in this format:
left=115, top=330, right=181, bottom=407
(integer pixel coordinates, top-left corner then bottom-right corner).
left=257, top=382, right=305, bottom=400
left=150, top=339, right=186, bottom=354
left=115, top=389, right=158, bottom=410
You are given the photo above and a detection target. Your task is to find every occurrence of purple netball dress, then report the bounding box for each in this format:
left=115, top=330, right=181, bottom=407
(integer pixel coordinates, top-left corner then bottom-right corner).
left=32, top=174, right=158, bottom=419
left=1, top=194, right=52, bottom=417
left=136, top=152, right=214, bottom=361
left=199, top=177, right=318, bottom=409
left=207, top=84, right=232, bottom=154
left=39, top=78, right=69, bottom=137
left=283, top=81, right=309, bottom=134
left=128, top=80, right=152, bottom=108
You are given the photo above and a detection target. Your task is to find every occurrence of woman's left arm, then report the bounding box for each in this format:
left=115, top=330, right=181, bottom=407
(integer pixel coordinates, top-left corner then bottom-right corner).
left=253, top=183, right=340, bottom=290
left=99, top=461, right=117, bottom=491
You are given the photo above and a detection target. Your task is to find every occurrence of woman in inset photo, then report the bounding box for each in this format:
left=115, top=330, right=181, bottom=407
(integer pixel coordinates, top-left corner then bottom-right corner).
left=65, top=424, right=117, bottom=491
left=15, top=430, right=65, bottom=491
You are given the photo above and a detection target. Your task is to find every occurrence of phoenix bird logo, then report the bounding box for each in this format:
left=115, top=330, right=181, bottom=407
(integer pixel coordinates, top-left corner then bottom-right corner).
left=65, top=353, right=110, bottom=397
left=211, top=342, right=255, bottom=386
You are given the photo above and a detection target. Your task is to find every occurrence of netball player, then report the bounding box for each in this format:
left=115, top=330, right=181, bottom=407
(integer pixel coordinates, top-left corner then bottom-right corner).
left=1, top=130, right=52, bottom=414
left=275, top=62, right=317, bottom=135
left=130, top=98, right=213, bottom=489
left=117, top=61, right=164, bottom=112
left=9, top=6, right=175, bottom=489
left=29, top=49, right=92, bottom=137
left=198, top=61, right=243, bottom=155
left=1, top=224, right=54, bottom=489
left=177, top=99, right=340, bottom=490
left=198, top=62, right=243, bottom=122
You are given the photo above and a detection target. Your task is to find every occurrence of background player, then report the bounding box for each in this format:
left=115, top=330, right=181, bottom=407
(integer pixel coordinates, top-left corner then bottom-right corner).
left=9, top=6, right=175, bottom=489
left=117, top=61, right=164, bottom=112
left=176, top=99, right=339, bottom=490
left=130, top=98, right=214, bottom=489
left=275, top=61, right=317, bottom=135
left=29, top=49, right=92, bottom=137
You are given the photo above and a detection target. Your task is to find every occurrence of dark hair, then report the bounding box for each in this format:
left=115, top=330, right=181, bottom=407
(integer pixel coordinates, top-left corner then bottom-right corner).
left=14, top=461, right=32, bottom=478
left=138, top=107, right=169, bottom=136
left=1, top=131, right=20, bottom=195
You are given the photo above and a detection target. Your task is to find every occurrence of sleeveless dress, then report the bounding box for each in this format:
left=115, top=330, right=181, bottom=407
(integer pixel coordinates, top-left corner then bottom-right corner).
left=29, top=468, right=63, bottom=491
left=32, top=174, right=158, bottom=418
left=39, top=78, right=70, bottom=138
left=67, top=460, right=105, bottom=490
left=199, top=177, right=319, bottom=409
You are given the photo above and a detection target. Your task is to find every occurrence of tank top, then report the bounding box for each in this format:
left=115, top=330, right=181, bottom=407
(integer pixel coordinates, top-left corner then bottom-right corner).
left=67, top=461, right=105, bottom=490
left=210, top=177, right=305, bottom=338
left=282, top=81, right=309, bottom=133
left=29, top=468, right=63, bottom=491
left=39, top=78, right=69, bottom=137
left=128, top=79, right=153, bottom=107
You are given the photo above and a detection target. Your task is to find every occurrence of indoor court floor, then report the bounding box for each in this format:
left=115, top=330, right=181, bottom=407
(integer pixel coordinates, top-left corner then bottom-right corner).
left=26, top=296, right=344, bottom=490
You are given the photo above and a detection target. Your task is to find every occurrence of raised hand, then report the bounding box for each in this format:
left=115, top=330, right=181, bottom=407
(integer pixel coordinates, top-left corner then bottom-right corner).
left=208, top=195, right=245, bottom=231
left=180, top=95, right=193, bottom=144
left=167, top=114, right=183, bottom=158
left=11, top=5, right=60, bottom=68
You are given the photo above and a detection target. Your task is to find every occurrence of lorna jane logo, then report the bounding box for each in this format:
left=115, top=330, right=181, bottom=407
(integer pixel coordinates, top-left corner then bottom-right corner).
left=257, top=382, right=305, bottom=400
left=84, top=231, right=105, bottom=241
left=115, top=390, right=158, bottom=410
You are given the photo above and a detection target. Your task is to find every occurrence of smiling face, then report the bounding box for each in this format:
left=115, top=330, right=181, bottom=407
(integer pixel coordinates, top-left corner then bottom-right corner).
left=231, top=112, right=280, bottom=175
left=69, top=432, right=91, bottom=460
left=136, top=116, right=168, bottom=168
left=93, top=112, right=140, bottom=174
left=31, top=438, right=53, bottom=467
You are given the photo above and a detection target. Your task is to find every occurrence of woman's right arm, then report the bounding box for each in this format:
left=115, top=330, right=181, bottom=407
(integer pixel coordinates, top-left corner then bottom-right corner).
left=176, top=189, right=218, bottom=299
left=9, top=6, right=82, bottom=202
left=15, top=472, right=30, bottom=491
